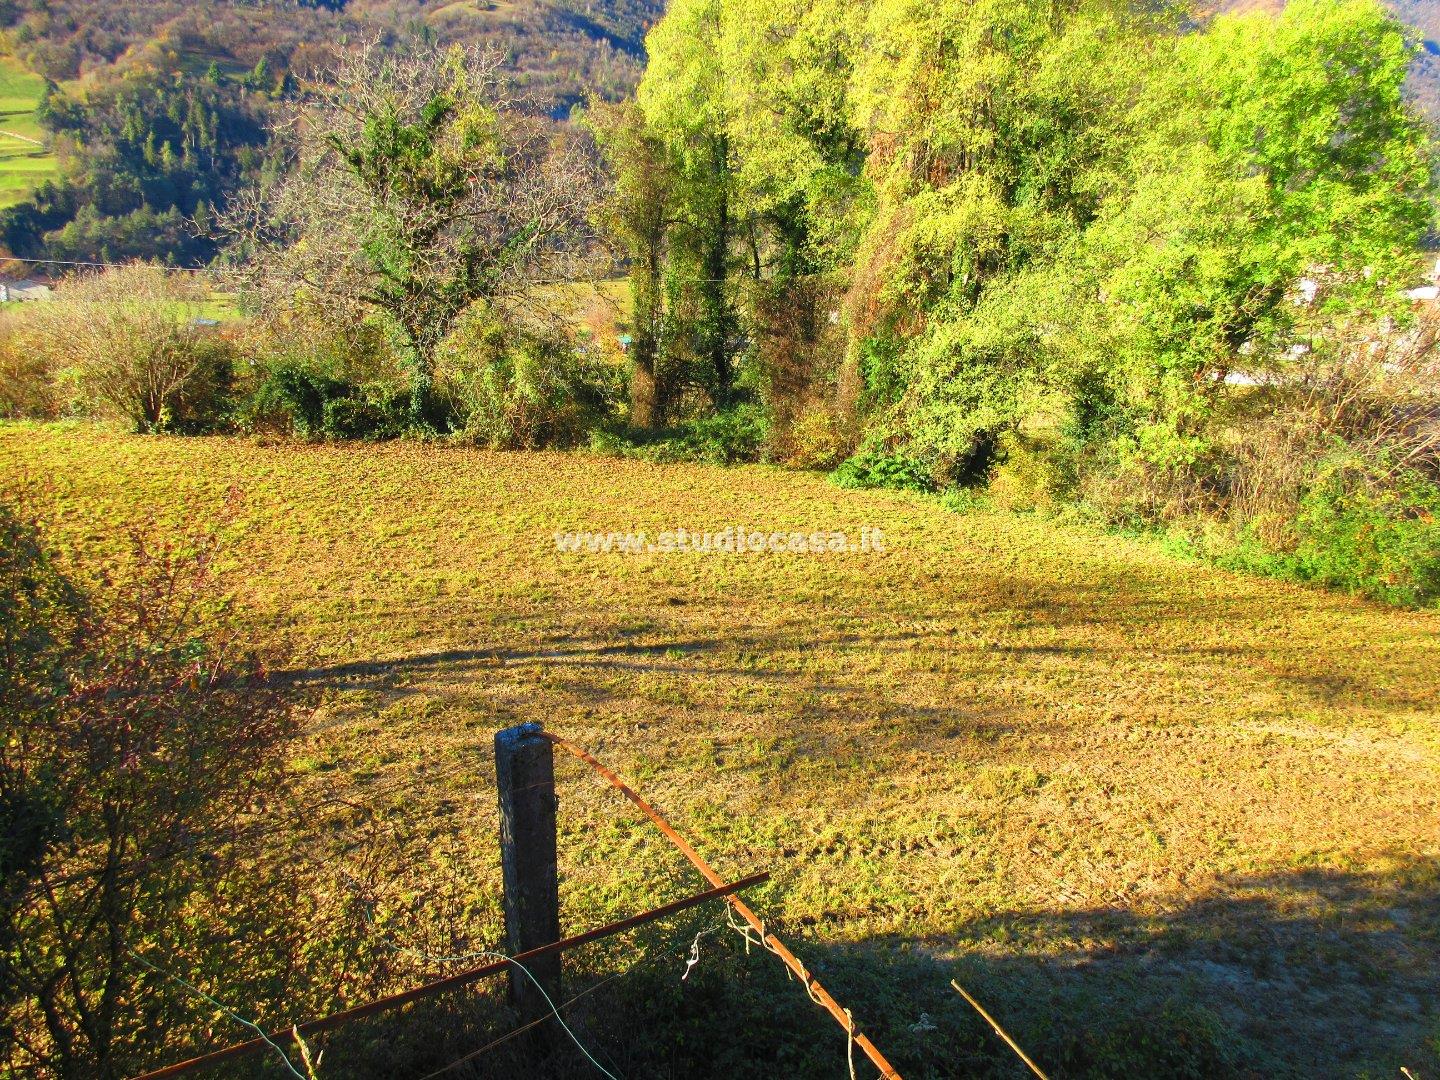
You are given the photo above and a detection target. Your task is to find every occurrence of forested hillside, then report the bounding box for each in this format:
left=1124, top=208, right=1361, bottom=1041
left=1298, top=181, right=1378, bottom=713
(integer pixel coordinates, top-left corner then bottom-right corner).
left=1, top=0, right=657, bottom=106
left=0, top=0, right=660, bottom=264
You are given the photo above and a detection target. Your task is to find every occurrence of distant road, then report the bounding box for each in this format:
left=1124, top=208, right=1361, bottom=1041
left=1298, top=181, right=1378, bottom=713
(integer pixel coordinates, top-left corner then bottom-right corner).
left=0, top=129, right=43, bottom=147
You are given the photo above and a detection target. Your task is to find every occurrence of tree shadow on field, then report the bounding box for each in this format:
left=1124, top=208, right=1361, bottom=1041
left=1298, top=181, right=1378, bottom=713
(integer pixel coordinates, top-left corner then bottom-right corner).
left=295, top=855, right=1438, bottom=1080
left=264, top=562, right=1440, bottom=720
left=842, top=855, right=1440, bottom=1080
left=267, top=638, right=754, bottom=690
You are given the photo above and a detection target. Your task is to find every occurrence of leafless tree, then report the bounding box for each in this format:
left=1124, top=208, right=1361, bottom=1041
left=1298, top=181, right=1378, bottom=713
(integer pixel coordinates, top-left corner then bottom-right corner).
left=221, top=41, right=601, bottom=424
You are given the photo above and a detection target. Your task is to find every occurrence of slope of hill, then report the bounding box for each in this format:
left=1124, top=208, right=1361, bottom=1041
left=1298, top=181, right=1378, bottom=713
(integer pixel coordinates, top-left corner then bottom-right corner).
left=0, top=0, right=663, bottom=265
left=0, top=0, right=662, bottom=111
left=0, top=55, right=57, bottom=210
left=5, top=425, right=1438, bottom=1077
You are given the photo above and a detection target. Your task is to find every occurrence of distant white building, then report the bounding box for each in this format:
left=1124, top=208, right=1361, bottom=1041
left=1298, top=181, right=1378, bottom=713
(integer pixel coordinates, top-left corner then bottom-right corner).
left=1403, top=256, right=1440, bottom=303
left=0, top=278, right=53, bottom=302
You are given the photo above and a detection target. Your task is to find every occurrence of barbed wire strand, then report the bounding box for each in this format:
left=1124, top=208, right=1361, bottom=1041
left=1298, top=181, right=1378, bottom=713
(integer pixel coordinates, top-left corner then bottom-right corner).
left=6, top=742, right=500, bottom=909
left=0, top=256, right=216, bottom=273
left=128, top=950, right=308, bottom=1080
left=949, top=981, right=1050, bottom=1080
left=0, top=791, right=385, bottom=909
left=414, top=916, right=725, bottom=1080
left=543, top=732, right=903, bottom=1080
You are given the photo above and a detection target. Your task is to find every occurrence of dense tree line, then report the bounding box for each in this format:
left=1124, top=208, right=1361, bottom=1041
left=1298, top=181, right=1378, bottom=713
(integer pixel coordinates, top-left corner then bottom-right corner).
left=598, top=0, right=1440, bottom=603
left=0, top=68, right=273, bottom=265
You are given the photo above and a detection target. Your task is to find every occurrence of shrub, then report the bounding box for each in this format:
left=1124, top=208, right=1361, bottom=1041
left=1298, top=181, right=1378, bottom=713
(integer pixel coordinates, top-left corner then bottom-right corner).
left=1221, top=461, right=1440, bottom=606
left=589, top=403, right=770, bottom=465
left=241, top=363, right=411, bottom=440
left=830, top=447, right=936, bottom=492
left=233, top=306, right=414, bottom=438
left=0, top=310, right=61, bottom=419
left=661, top=404, right=769, bottom=465
left=782, top=403, right=852, bottom=470
left=445, top=318, right=619, bottom=450
left=986, top=432, right=1062, bottom=512
left=242, top=362, right=354, bottom=436
left=322, top=390, right=411, bottom=440
left=0, top=500, right=300, bottom=1076
left=27, top=265, right=238, bottom=433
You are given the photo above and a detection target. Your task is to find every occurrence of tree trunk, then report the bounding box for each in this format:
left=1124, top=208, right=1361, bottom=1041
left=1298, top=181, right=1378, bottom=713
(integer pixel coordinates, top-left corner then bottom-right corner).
left=629, top=252, right=663, bottom=429
left=700, top=134, right=733, bottom=409
left=404, top=331, right=439, bottom=430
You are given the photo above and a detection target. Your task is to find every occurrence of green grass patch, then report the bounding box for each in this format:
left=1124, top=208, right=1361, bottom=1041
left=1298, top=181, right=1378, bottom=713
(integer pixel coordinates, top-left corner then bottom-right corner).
left=1, top=425, right=1436, bottom=1077
left=0, top=56, right=58, bottom=209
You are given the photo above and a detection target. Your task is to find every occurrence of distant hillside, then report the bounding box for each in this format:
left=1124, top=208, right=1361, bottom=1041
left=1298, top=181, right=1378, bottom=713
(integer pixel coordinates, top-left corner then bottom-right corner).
left=0, top=0, right=664, bottom=111
left=0, top=0, right=664, bottom=266
left=1214, top=0, right=1440, bottom=116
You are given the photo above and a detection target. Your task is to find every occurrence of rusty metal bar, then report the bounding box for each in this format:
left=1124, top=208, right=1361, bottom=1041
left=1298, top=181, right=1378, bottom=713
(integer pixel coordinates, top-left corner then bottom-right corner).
left=127, top=871, right=769, bottom=1080
left=543, top=732, right=904, bottom=1080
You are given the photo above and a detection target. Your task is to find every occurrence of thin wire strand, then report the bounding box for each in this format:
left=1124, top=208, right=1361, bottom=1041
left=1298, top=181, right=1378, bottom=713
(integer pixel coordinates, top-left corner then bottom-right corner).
left=544, top=732, right=902, bottom=1079
left=414, top=916, right=724, bottom=1080
left=355, top=913, right=619, bottom=1080
left=0, top=791, right=383, bottom=909
left=0, top=256, right=216, bottom=273
left=129, top=950, right=307, bottom=1080
left=950, top=980, right=1050, bottom=1080
left=454, top=952, right=620, bottom=1079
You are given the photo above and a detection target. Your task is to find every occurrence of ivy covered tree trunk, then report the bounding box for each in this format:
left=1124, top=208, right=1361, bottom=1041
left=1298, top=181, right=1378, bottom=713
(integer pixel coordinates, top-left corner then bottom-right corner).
left=630, top=256, right=664, bottom=428
left=698, top=133, right=736, bottom=409
left=590, top=101, right=681, bottom=432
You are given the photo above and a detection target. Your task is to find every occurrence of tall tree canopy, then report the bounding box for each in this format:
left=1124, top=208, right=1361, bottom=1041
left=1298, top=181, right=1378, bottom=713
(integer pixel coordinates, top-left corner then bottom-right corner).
left=612, top=0, right=1435, bottom=484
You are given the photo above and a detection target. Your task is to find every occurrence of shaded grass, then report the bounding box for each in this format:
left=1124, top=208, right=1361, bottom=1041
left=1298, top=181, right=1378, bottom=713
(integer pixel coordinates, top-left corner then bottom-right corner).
left=0, top=423, right=1436, bottom=1077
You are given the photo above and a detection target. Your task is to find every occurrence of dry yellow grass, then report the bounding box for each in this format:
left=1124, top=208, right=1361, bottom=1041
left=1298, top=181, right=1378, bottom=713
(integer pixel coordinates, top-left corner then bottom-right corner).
left=1, top=423, right=1436, bottom=1077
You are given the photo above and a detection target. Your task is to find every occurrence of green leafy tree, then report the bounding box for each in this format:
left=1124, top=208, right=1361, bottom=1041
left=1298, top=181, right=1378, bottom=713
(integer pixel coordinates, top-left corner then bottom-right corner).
left=226, top=43, right=599, bottom=424
left=591, top=100, right=679, bottom=428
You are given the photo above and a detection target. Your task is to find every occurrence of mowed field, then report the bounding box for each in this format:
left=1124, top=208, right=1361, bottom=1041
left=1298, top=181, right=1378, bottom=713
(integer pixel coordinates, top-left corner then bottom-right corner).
left=0, top=58, right=58, bottom=210
left=2, top=424, right=1438, bottom=1077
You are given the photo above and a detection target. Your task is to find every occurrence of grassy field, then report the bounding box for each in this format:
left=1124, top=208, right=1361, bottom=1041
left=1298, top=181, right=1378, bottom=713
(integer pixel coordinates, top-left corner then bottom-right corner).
left=1, top=424, right=1437, bottom=1077
left=0, top=57, right=58, bottom=210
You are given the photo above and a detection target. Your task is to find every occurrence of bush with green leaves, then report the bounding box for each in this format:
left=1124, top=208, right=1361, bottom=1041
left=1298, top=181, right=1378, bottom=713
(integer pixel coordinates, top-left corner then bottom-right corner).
left=590, top=403, right=771, bottom=466
left=830, top=447, right=935, bottom=493
left=232, top=305, right=419, bottom=438
left=1219, top=461, right=1440, bottom=607
left=445, top=317, right=620, bottom=450
left=241, top=363, right=414, bottom=440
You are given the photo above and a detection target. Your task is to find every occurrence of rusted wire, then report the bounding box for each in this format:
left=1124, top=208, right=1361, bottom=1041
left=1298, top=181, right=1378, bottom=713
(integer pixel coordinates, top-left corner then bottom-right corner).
left=542, top=732, right=904, bottom=1080
left=950, top=980, right=1050, bottom=1080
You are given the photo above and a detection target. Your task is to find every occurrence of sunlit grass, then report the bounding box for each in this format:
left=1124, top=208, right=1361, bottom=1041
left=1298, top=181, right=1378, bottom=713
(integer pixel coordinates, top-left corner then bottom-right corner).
left=0, top=57, right=58, bottom=210
left=1, top=424, right=1435, bottom=1076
